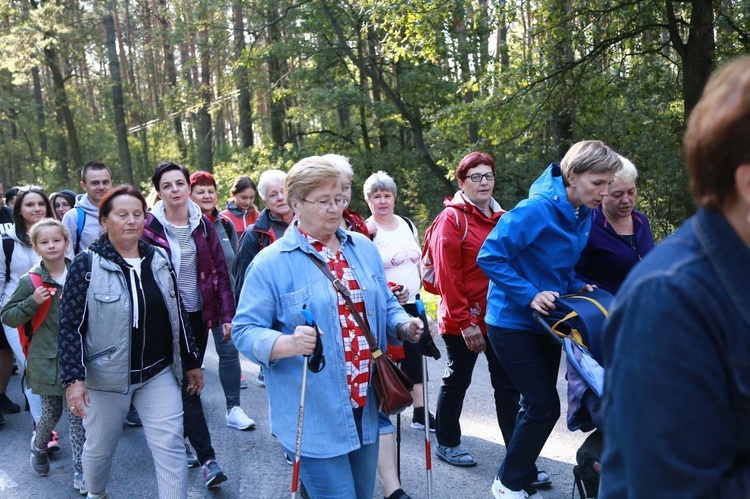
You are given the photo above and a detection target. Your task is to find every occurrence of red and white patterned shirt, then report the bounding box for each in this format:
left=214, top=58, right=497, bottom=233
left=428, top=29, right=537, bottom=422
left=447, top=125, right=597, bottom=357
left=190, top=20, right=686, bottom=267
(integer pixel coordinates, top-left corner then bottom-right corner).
left=304, top=232, right=372, bottom=408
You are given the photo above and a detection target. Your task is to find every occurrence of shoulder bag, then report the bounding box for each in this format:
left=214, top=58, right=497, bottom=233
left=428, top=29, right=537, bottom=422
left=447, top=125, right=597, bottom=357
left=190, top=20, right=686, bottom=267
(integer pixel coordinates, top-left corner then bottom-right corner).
left=306, top=253, right=414, bottom=415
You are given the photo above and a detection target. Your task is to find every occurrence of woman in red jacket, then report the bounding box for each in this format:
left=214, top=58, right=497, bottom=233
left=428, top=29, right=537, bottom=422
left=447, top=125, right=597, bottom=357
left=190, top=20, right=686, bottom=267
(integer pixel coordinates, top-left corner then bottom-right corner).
left=431, top=152, right=522, bottom=472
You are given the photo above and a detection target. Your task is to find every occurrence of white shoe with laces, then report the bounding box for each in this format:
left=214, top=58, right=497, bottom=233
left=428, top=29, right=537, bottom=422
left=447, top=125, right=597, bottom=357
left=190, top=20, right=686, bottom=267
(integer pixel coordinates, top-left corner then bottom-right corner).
left=491, top=477, right=530, bottom=498
left=225, top=406, right=256, bottom=431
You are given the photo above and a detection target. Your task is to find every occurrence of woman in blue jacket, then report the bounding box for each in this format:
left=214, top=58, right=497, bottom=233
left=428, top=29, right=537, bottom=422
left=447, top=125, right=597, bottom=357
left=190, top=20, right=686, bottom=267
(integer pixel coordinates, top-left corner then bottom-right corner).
left=477, top=140, right=621, bottom=498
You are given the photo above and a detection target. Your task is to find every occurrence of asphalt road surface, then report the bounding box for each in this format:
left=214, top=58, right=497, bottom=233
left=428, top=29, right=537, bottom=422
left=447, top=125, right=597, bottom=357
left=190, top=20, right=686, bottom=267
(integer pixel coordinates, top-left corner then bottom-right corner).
left=0, top=338, right=589, bottom=499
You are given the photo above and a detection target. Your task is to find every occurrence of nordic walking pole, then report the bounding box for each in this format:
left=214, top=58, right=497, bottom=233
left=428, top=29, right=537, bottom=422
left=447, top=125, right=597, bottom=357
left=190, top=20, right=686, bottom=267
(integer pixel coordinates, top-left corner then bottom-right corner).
left=415, top=294, right=439, bottom=499
left=292, top=306, right=325, bottom=499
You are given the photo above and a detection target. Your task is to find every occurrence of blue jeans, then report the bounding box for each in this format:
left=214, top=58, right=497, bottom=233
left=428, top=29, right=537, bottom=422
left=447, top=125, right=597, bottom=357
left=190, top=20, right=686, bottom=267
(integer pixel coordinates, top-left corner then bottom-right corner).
left=487, top=326, right=561, bottom=491
left=285, top=408, right=379, bottom=499
left=210, top=326, right=241, bottom=410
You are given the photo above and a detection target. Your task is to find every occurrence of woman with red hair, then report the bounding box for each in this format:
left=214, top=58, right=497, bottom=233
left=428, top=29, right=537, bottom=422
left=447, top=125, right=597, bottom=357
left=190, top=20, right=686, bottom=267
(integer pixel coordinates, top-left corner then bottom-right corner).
left=189, top=171, right=256, bottom=433
left=430, top=152, right=521, bottom=470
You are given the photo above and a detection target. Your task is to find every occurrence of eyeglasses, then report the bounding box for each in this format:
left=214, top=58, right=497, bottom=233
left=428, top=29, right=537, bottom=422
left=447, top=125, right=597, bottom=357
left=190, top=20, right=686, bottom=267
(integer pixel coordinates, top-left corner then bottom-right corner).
left=467, top=173, right=495, bottom=183
left=301, top=197, right=348, bottom=210
left=18, top=185, right=44, bottom=193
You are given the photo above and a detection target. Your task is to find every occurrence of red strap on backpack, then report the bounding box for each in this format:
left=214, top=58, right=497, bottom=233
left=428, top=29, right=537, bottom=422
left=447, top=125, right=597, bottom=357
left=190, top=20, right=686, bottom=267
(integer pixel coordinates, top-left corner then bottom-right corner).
left=20, top=273, right=52, bottom=357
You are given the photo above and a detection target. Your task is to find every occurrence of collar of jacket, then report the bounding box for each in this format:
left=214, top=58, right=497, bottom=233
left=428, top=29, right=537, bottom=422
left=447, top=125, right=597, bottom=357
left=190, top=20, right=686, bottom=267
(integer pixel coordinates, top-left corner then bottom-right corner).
left=696, top=208, right=750, bottom=330
left=277, top=221, right=355, bottom=254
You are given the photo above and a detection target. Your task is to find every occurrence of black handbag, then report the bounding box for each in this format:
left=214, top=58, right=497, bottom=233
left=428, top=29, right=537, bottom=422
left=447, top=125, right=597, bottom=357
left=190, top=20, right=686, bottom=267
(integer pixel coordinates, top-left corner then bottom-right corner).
left=307, top=254, right=414, bottom=415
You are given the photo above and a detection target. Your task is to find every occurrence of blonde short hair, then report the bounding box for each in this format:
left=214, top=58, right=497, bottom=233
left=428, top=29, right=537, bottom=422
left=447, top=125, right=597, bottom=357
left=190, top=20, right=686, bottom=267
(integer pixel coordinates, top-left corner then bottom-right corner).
left=321, top=154, right=354, bottom=180
left=561, top=140, right=621, bottom=180
left=285, top=156, right=343, bottom=204
left=29, top=218, right=69, bottom=246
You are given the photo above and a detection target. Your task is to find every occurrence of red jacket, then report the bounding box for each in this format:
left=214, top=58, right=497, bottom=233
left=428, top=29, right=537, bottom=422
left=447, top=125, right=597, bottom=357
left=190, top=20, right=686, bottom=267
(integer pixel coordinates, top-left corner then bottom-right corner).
left=432, top=192, right=504, bottom=336
left=220, top=203, right=259, bottom=236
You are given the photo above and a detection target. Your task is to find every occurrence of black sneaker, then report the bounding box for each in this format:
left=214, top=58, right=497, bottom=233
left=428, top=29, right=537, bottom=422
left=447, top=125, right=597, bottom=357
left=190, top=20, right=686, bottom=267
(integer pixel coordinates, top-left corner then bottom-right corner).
left=30, top=446, right=50, bottom=476
left=185, top=443, right=199, bottom=468
left=202, top=459, right=227, bottom=488
left=0, top=393, right=21, bottom=414
left=0, top=410, right=5, bottom=426
left=125, top=405, right=142, bottom=427
left=410, top=407, right=436, bottom=432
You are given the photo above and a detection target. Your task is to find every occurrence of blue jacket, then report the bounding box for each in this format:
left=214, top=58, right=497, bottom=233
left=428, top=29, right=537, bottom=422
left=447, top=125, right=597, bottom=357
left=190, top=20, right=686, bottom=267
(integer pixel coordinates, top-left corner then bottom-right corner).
left=477, top=163, right=590, bottom=331
left=231, top=223, right=412, bottom=458
left=600, top=208, right=750, bottom=498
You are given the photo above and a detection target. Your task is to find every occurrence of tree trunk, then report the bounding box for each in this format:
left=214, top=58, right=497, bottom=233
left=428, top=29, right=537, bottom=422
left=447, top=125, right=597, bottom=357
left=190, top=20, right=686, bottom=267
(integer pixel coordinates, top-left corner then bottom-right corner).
left=266, top=4, right=286, bottom=150
left=367, top=31, right=387, bottom=151
left=31, top=66, right=48, bottom=156
left=44, top=45, right=83, bottom=172
left=54, top=107, right=70, bottom=184
left=455, top=15, right=479, bottom=144
left=233, top=0, right=253, bottom=148
left=104, top=9, right=134, bottom=184
left=666, top=0, right=715, bottom=121
left=158, top=0, right=187, bottom=159
left=548, top=0, right=574, bottom=158
left=196, top=25, right=213, bottom=172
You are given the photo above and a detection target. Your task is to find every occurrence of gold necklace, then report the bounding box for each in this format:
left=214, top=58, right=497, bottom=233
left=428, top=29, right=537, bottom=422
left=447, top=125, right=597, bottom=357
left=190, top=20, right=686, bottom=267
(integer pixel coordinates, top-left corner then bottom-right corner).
left=605, top=214, right=641, bottom=260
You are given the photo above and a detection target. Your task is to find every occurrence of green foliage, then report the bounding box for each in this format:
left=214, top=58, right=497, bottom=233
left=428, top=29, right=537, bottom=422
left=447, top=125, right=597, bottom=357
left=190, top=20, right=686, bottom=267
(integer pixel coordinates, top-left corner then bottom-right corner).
left=0, top=0, right=743, bottom=240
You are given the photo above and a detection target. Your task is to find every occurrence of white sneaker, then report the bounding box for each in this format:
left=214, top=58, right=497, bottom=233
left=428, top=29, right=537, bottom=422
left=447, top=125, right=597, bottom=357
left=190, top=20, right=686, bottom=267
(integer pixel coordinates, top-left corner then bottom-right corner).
left=74, top=472, right=88, bottom=495
left=225, top=406, right=256, bottom=431
left=491, top=477, right=529, bottom=498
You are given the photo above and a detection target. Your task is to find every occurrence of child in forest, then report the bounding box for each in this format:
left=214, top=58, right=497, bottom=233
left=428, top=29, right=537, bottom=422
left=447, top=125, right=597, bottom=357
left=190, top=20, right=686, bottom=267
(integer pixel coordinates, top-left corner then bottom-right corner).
left=0, top=218, right=86, bottom=495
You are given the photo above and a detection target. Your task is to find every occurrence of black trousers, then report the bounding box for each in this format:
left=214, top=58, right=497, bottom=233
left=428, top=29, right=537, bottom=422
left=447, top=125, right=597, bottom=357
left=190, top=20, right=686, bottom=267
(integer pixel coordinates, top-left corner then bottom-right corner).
left=183, top=311, right=216, bottom=465
left=435, top=333, right=520, bottom=448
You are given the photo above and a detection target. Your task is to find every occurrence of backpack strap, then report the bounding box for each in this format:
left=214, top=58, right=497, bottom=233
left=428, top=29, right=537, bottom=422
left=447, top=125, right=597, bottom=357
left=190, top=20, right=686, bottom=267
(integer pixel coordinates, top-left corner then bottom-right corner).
left=84, top=249, right=93, bottom=282
left=446, top=207, right=469, bottom=243
left=2, top=233, right=13, bottom=284
left=399, top=215, right=416, bottom=237
left=28, top=273, right=52, bottom=333
left=75, top=206, right=86, bottom=254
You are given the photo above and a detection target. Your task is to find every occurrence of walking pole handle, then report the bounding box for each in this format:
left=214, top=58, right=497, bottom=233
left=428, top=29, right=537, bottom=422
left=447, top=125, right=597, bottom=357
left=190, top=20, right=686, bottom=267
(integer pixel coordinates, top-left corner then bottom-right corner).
left=415, top=294, right=441, bottom=360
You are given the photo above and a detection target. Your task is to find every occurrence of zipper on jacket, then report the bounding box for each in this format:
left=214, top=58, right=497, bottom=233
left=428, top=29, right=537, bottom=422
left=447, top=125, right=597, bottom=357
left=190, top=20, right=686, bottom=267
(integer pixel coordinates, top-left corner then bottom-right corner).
left=138, top=265, right=147, bottom=384
left=84, top=346, right=117, bottom=362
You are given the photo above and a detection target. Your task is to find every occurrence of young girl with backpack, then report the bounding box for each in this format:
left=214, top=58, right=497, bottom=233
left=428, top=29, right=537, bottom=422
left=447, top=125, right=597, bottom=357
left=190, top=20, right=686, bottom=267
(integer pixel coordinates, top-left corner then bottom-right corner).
left=1, top=218, right=86, bottom=494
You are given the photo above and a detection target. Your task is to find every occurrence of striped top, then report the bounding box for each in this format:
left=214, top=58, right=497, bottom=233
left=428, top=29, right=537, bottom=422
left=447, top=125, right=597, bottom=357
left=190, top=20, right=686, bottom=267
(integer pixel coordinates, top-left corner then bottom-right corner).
left=171, top=225, right=201, bottom=312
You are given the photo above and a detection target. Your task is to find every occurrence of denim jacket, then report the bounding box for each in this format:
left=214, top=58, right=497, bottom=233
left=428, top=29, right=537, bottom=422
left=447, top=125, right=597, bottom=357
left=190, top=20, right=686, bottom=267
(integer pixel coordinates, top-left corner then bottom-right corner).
left=601, top=208, right=750, bottom=498
left=232, top=224, right=411, bottom=458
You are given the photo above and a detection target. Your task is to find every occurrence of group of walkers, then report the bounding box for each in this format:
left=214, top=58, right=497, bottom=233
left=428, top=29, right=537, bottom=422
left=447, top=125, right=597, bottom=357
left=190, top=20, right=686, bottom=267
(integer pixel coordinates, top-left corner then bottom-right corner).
left=0, top=162, right=260, bottom=498
left=0, top=54, right=748, bottom=499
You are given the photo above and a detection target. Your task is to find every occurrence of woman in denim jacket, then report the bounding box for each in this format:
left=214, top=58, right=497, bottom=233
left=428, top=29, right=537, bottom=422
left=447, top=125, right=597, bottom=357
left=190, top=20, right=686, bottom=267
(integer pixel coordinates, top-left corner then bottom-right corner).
left=601, top=56, right=750, bottom=498
left=232, top=156, right=423, bottom=499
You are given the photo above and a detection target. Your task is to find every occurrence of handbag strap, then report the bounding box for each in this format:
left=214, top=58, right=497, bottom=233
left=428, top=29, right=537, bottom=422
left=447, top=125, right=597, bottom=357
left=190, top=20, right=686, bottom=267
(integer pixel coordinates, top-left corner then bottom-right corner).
left=306, top=253, right=384, bottom=358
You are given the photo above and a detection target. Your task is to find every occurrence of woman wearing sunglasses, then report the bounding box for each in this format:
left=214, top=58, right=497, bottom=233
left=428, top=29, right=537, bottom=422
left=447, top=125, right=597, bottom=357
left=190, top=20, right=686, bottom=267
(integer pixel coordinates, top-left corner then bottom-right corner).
left=232, top=156, right=423, bottom=498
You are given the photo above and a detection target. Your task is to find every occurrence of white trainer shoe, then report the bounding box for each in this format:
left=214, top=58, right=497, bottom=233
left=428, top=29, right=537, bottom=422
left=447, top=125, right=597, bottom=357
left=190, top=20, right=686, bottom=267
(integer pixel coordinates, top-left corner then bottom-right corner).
left=491, top=477, right=530, bottom=498
left=225, top=406, right=256, bottom=431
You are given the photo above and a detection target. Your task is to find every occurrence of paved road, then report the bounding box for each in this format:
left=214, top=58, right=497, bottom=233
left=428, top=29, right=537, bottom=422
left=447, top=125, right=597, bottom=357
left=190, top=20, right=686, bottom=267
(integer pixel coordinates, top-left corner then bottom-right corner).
left=0, top=338, right=588, bottom=499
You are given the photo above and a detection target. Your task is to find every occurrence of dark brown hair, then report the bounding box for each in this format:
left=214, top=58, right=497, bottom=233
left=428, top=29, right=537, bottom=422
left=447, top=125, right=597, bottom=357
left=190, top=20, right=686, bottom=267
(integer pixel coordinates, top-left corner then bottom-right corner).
left=98, top=184, right=148, bottom=223
left=12, top=188, right=53, bottom=246
left=230, top=176, right=257, bottom=196
left=151, top=161, right=190, bottom=190
left=684, top=56, right=750, bottom=209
